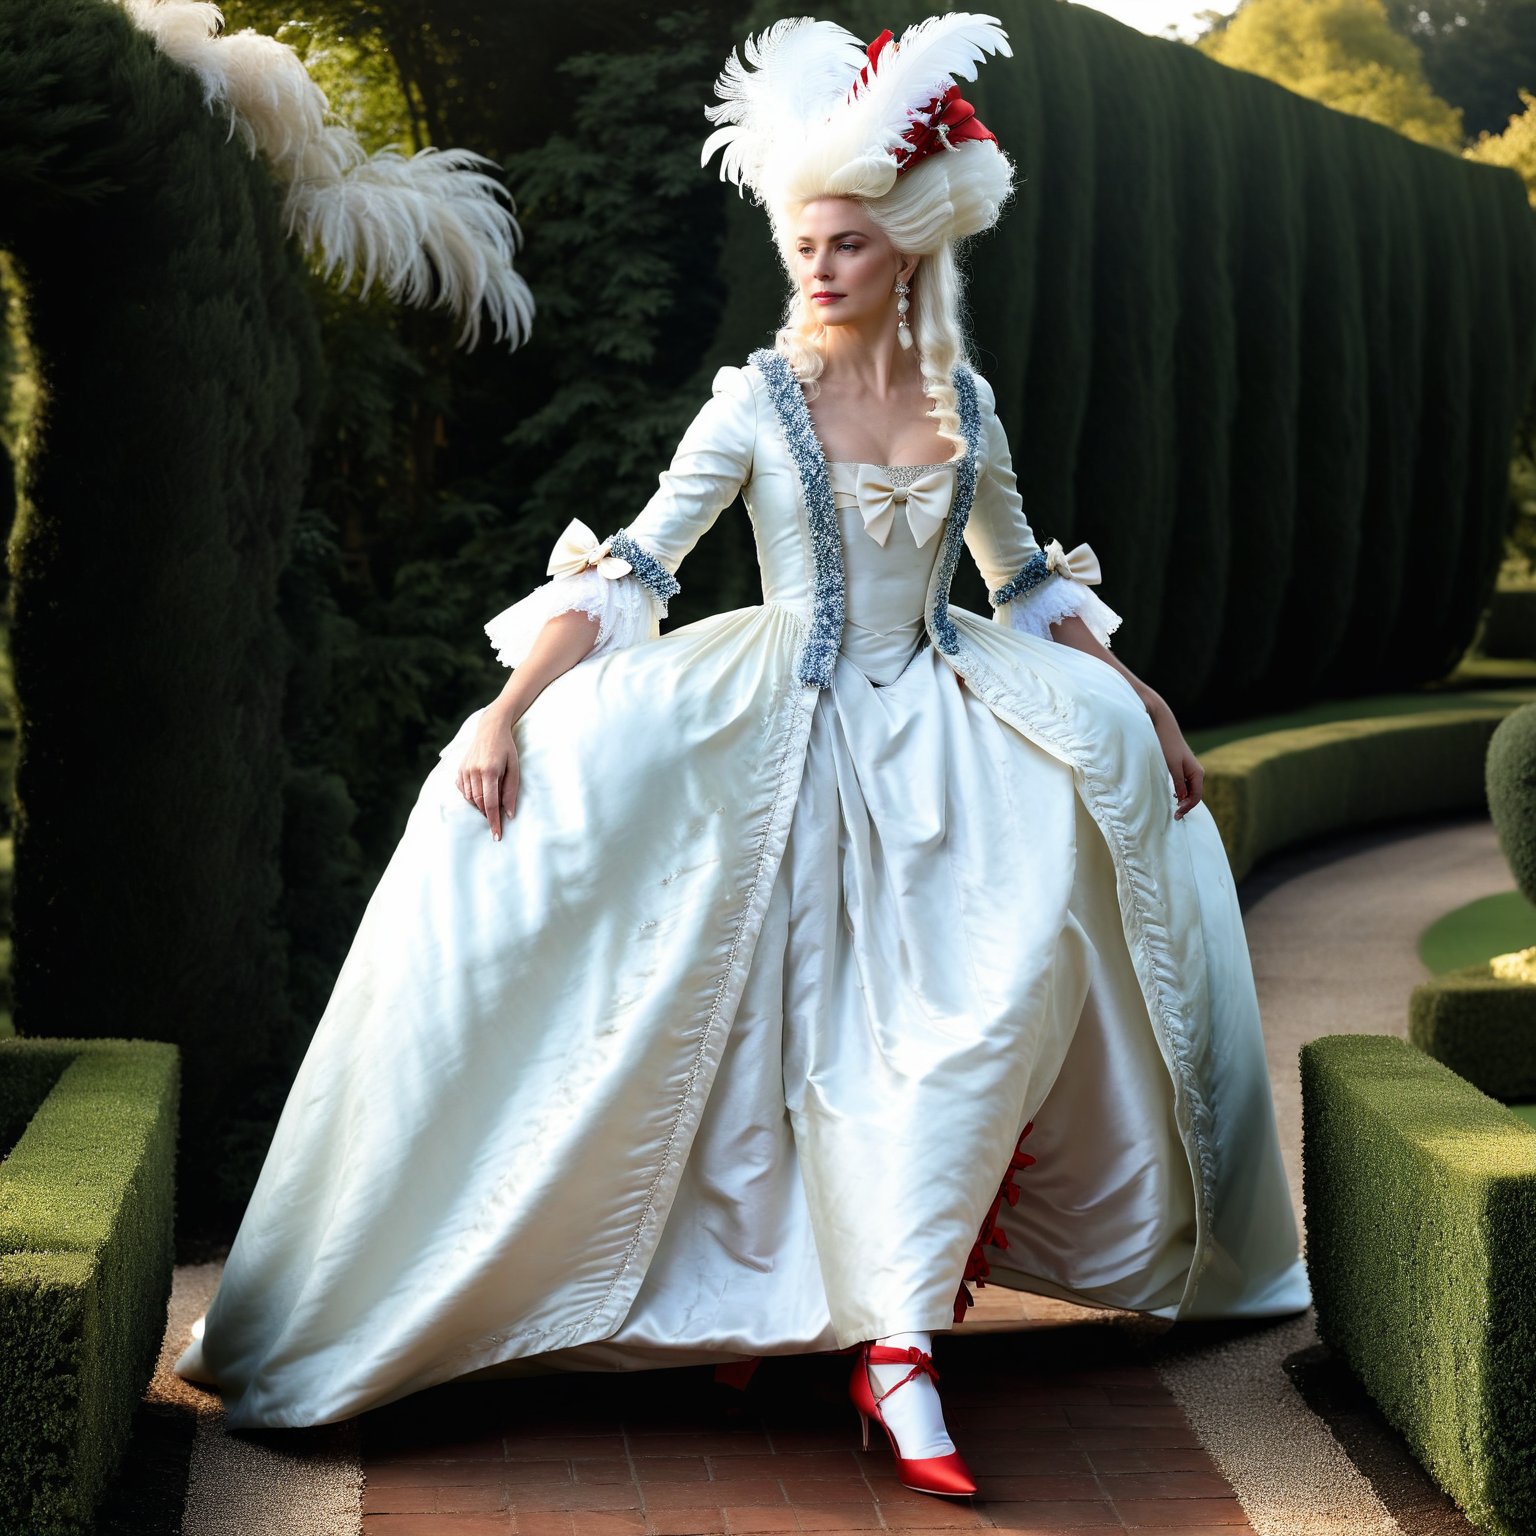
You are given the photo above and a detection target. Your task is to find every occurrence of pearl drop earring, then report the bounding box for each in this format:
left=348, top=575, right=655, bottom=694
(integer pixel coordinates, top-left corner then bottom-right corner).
left=895, top=278, right=913, bottom=350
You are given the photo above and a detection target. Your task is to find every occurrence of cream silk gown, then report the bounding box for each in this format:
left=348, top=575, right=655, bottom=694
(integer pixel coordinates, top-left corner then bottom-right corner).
left=174, top=352, right=1311, bottom=1430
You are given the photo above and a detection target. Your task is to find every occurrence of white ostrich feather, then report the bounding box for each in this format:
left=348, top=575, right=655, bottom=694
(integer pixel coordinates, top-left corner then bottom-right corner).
left=703, top=16, right=869, bottom=130
left=116, top=0, right=533, bottom=351
left=701, top=18, right=869, bottom=197
left=838, top=14, right=1012, bottom=167
left=293, top=147, right=531, bottom=352
left=702, top=11, right=1011, bottom=212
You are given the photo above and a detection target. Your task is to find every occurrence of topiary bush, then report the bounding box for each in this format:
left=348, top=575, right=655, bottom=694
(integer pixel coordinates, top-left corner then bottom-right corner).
left=1487, top=701, right=1536, bottom=903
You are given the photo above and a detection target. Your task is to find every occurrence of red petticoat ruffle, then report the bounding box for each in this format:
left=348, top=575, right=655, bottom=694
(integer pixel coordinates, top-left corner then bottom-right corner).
left=953, top=1119, right=1037, bottom=1325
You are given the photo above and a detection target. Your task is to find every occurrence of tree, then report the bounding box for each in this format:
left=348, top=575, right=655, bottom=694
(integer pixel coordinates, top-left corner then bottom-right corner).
left=1380, top=0, right=1536, bottom=141
left=1466, top=85, right=1536, bottom=202
left=1196, top=0, right=1465, bottom=148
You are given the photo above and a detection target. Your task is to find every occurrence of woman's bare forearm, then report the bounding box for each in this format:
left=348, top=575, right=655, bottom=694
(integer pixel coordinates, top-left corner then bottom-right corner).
left=486, top=609, right=602, bottom=726
left=1049, top=613, right=1162, bottom=711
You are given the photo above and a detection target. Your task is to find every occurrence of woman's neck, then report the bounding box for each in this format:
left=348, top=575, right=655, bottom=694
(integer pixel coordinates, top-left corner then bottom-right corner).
left=817, top=329, right=924, bottom=400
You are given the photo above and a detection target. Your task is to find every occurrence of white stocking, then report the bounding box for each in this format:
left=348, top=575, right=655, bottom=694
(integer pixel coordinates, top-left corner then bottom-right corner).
left=867, top=1330, right=955, bottom=1459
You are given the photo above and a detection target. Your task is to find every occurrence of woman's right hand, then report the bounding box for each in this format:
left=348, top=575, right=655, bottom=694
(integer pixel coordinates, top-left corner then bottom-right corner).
left=456, top=705, right=520, bottom=841
left=454, top=607, right=602, bottom=840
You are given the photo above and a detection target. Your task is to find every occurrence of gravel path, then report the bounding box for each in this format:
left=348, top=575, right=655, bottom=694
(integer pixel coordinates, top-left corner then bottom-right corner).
left=1141, top=811, right=1507, bottom=1536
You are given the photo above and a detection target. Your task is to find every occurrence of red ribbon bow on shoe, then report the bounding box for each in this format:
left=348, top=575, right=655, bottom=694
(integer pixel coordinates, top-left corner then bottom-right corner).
left=865, top=1343, right=940, bottom=1399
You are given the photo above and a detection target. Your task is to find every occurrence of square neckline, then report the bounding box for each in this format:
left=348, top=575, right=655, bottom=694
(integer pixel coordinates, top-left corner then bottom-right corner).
left=801, top=391, right=962, bottom=477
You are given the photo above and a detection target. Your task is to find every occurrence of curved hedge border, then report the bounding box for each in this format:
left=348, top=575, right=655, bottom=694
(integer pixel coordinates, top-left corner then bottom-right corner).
left=1300, top=1033, right=1536, bottom=1536
left=0, top=1037, right=179, bottom=1536
left=1201, top=706, right=1523, bottom=884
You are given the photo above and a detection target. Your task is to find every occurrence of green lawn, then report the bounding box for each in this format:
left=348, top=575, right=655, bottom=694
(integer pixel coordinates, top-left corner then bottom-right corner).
left=1419, top=890, right=1536, bottom=975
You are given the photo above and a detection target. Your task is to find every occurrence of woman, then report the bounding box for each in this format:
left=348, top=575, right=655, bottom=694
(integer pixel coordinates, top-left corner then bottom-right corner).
left=176, top=14, right=1310, bottom=1499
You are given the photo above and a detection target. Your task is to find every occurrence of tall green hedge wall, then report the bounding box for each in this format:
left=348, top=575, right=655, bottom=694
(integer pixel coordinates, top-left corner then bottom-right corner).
left=0, top=0, right=324, bottom=1239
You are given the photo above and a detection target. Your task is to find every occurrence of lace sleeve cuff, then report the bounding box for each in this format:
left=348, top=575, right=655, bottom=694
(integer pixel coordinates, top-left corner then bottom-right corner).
left=996, top=574, right=1124, bottom=649
left=990, top=539, right=1123, bottom=649
left=483, top=517, right=670, bottom=670
left=483, top=566, right=657, bottom=670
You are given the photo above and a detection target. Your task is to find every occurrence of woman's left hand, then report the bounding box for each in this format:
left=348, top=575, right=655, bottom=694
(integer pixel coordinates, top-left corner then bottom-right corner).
left=1145, top=694, right=1203, bottom=820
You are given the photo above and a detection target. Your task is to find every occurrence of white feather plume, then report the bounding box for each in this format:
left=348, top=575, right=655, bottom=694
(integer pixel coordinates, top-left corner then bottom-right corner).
left=702, top=11, right=1011, bottom=216
left=838, top=14, right=1012, bottom=168
left=116, top=0, right=534, bottom=352
left=701, top=18, right=870, bottom=198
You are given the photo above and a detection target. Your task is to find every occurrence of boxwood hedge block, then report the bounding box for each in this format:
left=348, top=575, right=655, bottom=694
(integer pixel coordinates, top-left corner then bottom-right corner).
left=0, top=1037, right=179, bottom=1536
left=1410, top=962, right=1536, bottom=1101
left=1301, top=1033, right=1536, bottom=1536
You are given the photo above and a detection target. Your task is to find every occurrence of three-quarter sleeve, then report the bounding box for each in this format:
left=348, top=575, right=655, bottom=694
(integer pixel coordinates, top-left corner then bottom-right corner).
left=964, top=373, right=1123, bottom=650
left=482, top=364, right=758, bottom=670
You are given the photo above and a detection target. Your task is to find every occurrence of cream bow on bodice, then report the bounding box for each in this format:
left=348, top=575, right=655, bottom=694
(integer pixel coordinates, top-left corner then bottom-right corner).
left=823, top=460, right=957, bottom=686
left=829, top=460, right=957, bottom=549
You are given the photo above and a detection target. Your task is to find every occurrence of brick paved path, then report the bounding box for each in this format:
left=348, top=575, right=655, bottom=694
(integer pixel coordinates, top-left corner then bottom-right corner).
left=358, top=1312, right=1256, bottom=1535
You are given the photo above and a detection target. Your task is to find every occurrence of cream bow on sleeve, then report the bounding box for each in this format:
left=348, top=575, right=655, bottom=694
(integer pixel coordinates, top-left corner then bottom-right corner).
left=832, top=465, right=954, bottom=550
left=1041, top=537, right=1103, bottom=585
left=546, top=517, right=633, bottom=580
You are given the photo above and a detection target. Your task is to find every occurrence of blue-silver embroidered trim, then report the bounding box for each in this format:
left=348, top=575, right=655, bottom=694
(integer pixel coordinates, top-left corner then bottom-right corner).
left=927, top=365, right=980, bottom=656
left=608, top=528, right=681, bottom=616
left=748, top=346, right=843, bottom=687
left=988, top=549, right=1052, bottom=608
left=748, top=346, right=981, bottom=684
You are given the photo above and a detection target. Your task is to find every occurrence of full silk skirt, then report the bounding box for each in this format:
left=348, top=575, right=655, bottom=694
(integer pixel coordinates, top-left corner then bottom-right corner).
left=175, top=602, right=1310, bottom=1429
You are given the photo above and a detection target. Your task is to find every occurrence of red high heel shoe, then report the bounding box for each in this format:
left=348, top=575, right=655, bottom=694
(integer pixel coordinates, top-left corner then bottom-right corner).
left=847, top=1341, right=978, bottom=1498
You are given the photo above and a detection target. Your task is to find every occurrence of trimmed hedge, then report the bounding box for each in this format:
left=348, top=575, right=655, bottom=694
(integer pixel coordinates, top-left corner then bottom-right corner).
left=1201, top=707, right=1516, bottom=884
left=0, top=0, right=323, bottom=1243
left=1300, top=1033, right=1536, bottom=1536
left=1410, top=963, right=1536, bottom=1103
left=0, top=1037, right=179, bottom=1536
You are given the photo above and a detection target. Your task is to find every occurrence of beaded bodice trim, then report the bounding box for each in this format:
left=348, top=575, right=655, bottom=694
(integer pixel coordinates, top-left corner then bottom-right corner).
left=827, top=461, right=959, bottom=484
left=747, top=347, right=981, bottom=687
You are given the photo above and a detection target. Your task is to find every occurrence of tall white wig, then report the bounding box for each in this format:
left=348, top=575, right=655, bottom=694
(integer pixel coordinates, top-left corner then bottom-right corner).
left=702, top=14, right=1018, bottom=459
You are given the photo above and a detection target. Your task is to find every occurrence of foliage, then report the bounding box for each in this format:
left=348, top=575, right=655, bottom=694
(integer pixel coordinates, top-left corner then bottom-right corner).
left=1196, top=0, right=1465, bottom=148
left=1466, top=86, right=1536, bottom=204
left=1380, top=0, right=1536, bottom=141
left=497, top=13, right=740, bottom=522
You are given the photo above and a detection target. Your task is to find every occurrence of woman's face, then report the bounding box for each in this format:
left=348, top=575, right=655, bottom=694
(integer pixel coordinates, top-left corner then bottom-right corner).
left=791, top=198, right=915, bottom=334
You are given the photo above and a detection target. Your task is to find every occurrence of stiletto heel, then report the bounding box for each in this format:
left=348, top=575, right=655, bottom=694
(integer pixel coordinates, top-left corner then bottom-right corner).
left=847, top=1341, right=977, bottom=1498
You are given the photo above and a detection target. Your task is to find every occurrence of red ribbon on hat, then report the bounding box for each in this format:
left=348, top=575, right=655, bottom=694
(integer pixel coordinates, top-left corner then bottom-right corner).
left=847, top=29, right=999, bottom=178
